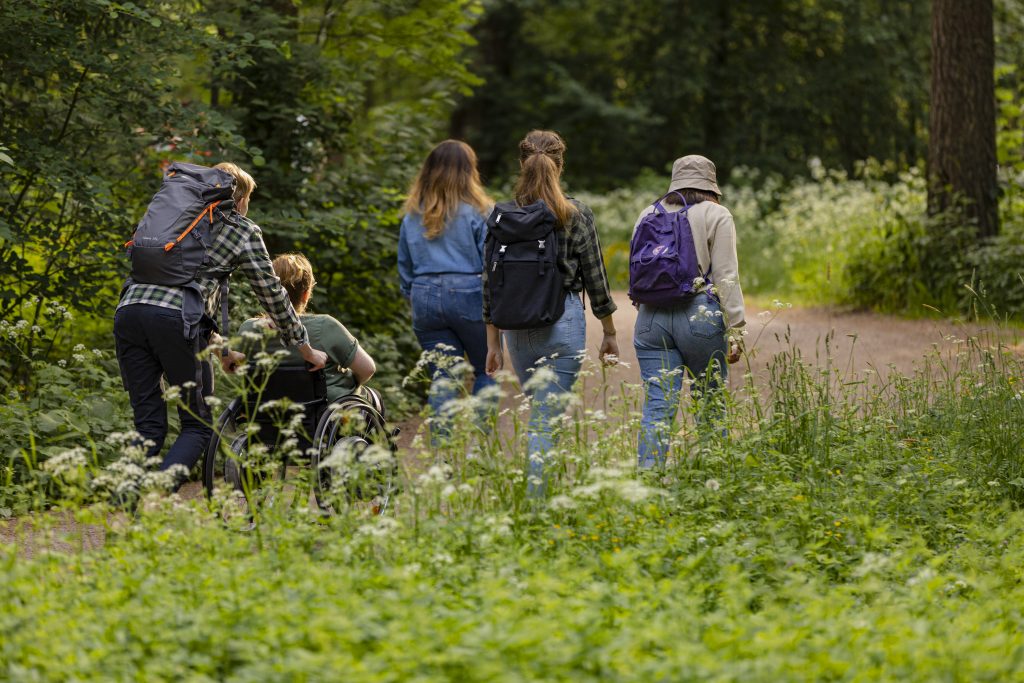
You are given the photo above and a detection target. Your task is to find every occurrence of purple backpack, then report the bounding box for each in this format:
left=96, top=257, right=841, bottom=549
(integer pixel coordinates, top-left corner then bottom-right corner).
left=628, top=191, right=709, bottom=306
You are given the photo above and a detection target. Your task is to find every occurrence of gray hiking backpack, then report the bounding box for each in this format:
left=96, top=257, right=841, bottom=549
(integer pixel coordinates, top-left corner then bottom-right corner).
left=124, top=162, right=236, bottom=339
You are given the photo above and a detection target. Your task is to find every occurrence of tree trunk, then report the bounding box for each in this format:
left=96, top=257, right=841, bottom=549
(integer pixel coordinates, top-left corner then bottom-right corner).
left=928, top=0, right=998, bottom=237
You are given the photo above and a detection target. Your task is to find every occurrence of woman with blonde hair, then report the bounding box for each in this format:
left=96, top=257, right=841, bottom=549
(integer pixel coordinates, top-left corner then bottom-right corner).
left=483, top=130, right=618, bottom=496
left=239, top=252, right=376, bottom=399
left=398, top=140, right=494, bottom=437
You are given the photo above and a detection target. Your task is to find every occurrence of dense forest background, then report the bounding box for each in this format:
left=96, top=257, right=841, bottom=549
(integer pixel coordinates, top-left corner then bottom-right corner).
left=1, top=0, right=1022, bottom=390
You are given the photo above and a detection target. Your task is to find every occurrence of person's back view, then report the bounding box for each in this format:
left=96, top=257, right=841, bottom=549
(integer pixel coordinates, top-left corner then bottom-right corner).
left=239, top=253, right=376, bottom=402
left=631, top=155, right=746, bottom=469
left=397, top=140, right=495, bottom=441
left=482, top=130, right=619, bottom=497
left=114, top=163, right=327, bottom=493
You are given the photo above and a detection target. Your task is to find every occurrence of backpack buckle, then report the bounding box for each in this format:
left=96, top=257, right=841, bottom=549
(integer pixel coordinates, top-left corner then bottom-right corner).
left=537, top=239, right=545, bottom=250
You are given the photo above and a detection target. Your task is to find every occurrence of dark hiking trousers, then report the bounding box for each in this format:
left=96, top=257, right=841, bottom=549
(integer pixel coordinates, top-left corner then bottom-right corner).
left=114, top=304, right=213, bottom=480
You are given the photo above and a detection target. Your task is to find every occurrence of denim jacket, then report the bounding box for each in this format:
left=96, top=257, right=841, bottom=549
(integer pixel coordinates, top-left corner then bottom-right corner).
left=398, top=202, right=488, bottom=298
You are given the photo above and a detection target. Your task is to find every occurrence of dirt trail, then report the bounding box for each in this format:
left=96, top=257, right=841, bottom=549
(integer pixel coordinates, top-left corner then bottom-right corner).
left=392, top=290, right=1014, bottom=447
left=3, top=293, right=1015, bottom=552
left=587, top=291, right=1012, bottom=386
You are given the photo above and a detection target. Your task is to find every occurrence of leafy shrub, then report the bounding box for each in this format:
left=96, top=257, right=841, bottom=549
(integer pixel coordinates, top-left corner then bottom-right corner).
left=0, top=300, right=132, bottom=514
left=591, top=159, right=1024, bottom=318
left=2, top=319, right=1024, bottom=679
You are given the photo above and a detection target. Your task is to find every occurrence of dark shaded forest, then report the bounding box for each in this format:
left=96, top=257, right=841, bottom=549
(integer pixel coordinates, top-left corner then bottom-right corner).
left=1, top=0, right=1022, bottom=383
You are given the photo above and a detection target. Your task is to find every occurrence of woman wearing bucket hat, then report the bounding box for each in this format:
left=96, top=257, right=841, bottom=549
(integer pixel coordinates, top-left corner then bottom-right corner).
left=631, top=154, right=745, bottom=469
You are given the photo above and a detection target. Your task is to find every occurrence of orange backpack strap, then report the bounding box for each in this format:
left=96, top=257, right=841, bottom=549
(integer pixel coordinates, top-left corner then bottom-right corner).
left=163, top=200, right=221, bottom=252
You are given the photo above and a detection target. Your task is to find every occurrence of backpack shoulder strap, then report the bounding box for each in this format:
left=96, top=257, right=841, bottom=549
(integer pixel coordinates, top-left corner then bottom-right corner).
left=653, top=191, right=688, bottom=214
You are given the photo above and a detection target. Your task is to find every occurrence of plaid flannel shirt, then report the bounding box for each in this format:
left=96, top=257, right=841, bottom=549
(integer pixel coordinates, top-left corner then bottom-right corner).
left=482, top=198, right=617, bottom=324
left=118, top=214, right=309, bottom=347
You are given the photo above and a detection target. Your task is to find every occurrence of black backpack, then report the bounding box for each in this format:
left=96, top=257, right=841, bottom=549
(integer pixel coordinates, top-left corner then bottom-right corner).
left=125, top=162, right=235, bottom=286
left=124, top=162, right=236, bottom=340
left=484, top=200, right=564, bottom=329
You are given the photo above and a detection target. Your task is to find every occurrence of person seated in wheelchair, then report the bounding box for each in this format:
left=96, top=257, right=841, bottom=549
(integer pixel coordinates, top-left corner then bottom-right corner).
left=238, top=252, right=377, bottom=399
left=222, top=252, right=396, bottom=506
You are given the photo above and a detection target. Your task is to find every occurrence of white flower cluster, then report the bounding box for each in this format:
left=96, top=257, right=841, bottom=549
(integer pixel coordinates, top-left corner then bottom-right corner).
left=42, top=447, right=88, bottom=478
left=355, top=516, right=400, bottom=540
left=552, top=464, right=665, bottom=509
left=689, top=304, right=724, bottom=324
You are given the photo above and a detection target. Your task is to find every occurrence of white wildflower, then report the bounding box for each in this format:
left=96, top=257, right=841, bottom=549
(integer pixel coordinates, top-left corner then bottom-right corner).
left=355, top=516, right=400, bottom=540
left=43, top=447, right=88, bottom=477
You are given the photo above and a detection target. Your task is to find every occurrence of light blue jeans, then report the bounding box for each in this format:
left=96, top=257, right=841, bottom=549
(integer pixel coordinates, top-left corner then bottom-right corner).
left=504, top=293, right=586, bottom=496
left=410, top=273, right=495, bottom=441
left=634, top=292, right=728, bottom=469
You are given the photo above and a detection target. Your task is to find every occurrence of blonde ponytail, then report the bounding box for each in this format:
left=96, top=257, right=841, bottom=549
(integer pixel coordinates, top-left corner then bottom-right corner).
left=514, top=130, right=577, bottom=229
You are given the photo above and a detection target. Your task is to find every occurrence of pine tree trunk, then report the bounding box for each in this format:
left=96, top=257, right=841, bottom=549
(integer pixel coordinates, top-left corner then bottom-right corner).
left=928, top=0, right=998, bottom=237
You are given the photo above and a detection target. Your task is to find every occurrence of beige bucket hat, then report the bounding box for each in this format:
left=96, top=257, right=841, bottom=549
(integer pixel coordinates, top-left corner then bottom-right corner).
left=668, top=155, right=721, bottom=196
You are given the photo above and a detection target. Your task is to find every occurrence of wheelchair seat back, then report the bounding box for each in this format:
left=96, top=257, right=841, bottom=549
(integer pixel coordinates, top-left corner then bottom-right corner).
left=242, top=366, right=329, bottom=454
left=250, top=365, right=327, bottom=405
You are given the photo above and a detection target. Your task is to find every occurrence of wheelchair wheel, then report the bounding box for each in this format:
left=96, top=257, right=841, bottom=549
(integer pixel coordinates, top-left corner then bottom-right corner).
left=203, top=398, right=242, bottom=497
left=204, top=398, right=282, bottom=500
left=311, top=394, right=398, bottom=514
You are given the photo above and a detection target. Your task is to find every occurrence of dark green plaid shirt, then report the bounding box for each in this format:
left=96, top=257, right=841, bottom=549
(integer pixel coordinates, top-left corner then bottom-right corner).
left=482, top=199, right=617, bottom=324
left=118, top=214, right=309, bottom=347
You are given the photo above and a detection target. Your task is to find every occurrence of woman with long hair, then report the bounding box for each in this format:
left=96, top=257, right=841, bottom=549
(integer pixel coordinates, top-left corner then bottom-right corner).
left=632, top=155, right=745, bottom=469
left=484, top=130, right=619, bottom=496
left=398, top=140, right=495, bottom=438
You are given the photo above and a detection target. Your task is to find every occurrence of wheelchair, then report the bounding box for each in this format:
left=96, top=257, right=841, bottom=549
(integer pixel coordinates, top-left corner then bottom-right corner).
left=202, top=365, right=400, bottom=513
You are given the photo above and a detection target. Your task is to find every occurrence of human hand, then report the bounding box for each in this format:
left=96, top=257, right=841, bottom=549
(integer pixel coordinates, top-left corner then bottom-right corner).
left=485, top=346, right=504, bottom=376
left=727, top=337, right=743, bottom=364
left=599, top=333, right=619, bottom=366
left=299, top=344, right=328, bottom=371
left=219, top=350, right=246, bottom=374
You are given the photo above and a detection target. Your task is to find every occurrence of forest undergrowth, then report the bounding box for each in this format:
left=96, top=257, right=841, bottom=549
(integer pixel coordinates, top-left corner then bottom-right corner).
left=2, top=306, right=1023, bottom=680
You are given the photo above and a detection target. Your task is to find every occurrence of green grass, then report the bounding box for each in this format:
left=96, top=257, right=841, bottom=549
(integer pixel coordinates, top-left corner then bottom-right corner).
left=3, top=324, right=1024, bottom=680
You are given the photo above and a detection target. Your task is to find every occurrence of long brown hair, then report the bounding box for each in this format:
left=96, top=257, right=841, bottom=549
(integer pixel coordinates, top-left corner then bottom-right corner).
left=403, top=140, right=492, bottom=239
left=272, top=253, right=315, bottom=314
left=514, top=130, right=577, bottom=228
left=665, top=188, right=720, bottom=205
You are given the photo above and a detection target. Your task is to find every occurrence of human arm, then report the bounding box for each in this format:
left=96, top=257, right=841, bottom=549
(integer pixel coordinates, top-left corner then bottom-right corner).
left=474, top=209, right=489, bottom=268
left=571, top=204, right=617, bottom=320
left=572, top=204, right=618, bottom=362
left=235, top=224, right=326, bottom=370
left=597, top=314, right=619, bottom=365
left=482, top=249, right=492, bottom=325
left=318, top=315, right=375, bottom=383
left=706, top=207, right=746, bottom=330
left=348, top=347, right=376, bottom=385
left=397, top=218, right=413, bottom=299
left=485, top=323, right=503, bottom=375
